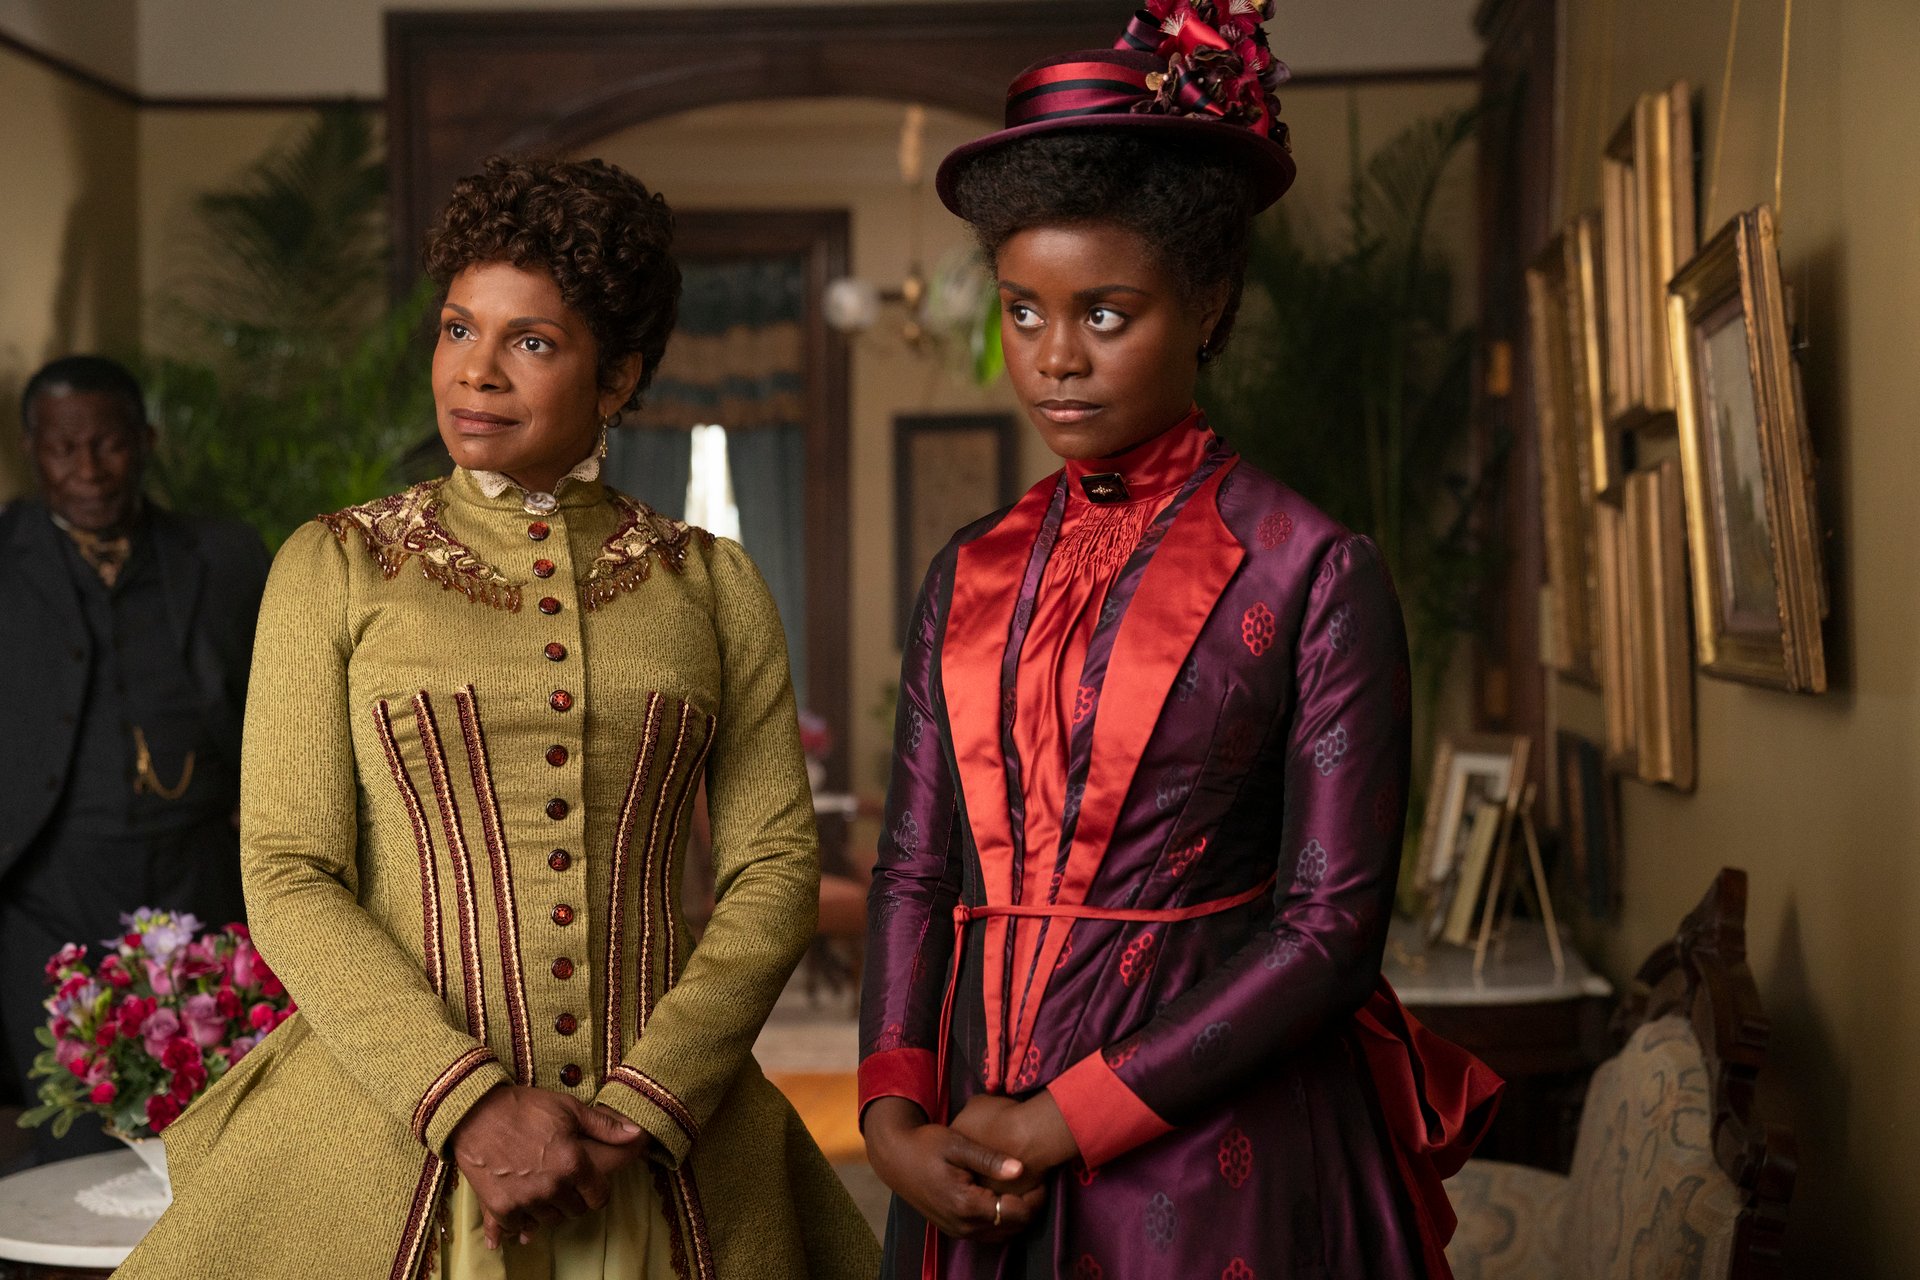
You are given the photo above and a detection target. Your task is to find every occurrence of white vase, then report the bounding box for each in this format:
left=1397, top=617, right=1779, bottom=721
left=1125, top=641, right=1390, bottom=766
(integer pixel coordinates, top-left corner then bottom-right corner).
left=110, top=1128, right=169, bottom=1184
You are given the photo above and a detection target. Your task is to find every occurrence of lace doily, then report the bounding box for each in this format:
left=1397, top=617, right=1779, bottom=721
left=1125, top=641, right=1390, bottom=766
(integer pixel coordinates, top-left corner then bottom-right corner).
left=75, top=1166, right=171, bottom=1219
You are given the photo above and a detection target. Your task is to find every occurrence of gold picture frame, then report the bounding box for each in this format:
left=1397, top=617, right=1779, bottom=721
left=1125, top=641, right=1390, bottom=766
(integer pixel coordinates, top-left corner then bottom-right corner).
left=1666, top=204, right=1828, bottom=693
left=1411, top=733, right=1532, bottom=918
left=1566, top=212, right=1622, bottom=500
left=1526, top=233, right=1600, bottom=685
left=1621, top=459, right=1696, bottom=790
left=1601, top=82, right=1696, bottom=433
left=1594, top=499, right=1637, bottom=772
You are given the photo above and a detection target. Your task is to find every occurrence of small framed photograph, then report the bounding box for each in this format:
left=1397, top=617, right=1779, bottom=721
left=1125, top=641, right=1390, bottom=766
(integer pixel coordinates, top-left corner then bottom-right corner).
left=1527, top=232, right=1600, bottom=686
left=1413, top=734, right=1531, bottom=915
left=1554, top=731, right=1620, bottom=921
left=1602, top=81, right=1696, bottom=433
left=894, top=414, right=1019, bottom=641
left=1621, top=459, right=1697, bottom=791
left=1666, top=204, right=1828, bottom=693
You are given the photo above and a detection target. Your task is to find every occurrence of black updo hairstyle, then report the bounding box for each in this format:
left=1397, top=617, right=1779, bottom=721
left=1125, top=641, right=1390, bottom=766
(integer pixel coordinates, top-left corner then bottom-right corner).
left=425, top=156, right=681, bottom=413
left=950, top=132, right=1260, bottom=357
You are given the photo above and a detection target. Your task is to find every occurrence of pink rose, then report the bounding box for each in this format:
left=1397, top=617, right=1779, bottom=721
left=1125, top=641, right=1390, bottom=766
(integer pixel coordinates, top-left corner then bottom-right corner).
left=143, top=956, right=176, bottom=997
left=50, top=1016, right=73, bottom=1041
left=140, top=1007, right=183, bottom=1060
left=89, top=1080, right=118, bottom=1106
left=181, top=994, right=227, bottom=1049
left=215, top=988, right=242, bottom=1020
left=247, top=1002, right=277, bottom=1032
left=224, top=1035, right=259, bottom=1065
left=228, top=940, right=263, bottom=991
left=93, top=1024, right=116, bottom=1048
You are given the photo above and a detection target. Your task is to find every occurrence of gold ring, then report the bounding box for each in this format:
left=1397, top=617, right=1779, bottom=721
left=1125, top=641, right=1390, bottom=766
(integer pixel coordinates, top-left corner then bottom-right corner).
left=993, top=1196, right=1003, bottom=1227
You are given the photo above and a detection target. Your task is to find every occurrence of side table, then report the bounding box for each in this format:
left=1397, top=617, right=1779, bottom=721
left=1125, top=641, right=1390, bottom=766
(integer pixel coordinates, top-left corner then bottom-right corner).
left=1384, top=917, right=1614, bottom=1172
left=0, top=1150, right=156, bottom=1279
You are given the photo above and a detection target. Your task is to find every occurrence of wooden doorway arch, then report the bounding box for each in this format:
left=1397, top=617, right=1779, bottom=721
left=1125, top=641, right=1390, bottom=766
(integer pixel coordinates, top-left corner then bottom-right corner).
left=385, top=2, right=1114, bottom=273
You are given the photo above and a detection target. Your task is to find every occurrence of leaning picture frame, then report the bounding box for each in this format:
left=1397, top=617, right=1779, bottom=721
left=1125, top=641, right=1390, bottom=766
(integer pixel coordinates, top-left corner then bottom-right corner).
left=1411, top=733, right=1531, bottom=923
left=1565, top=212, right=1622, bottom=500
left=1527, top=232, right=1600, bottom=686
left=1622, top=459, right=1696, bottom=791
left=1601, top=82, right=1696, bottom=434
left=1666, top=204, right=1828, bottom=693
left=1594, top=500, right=1637, bottom=772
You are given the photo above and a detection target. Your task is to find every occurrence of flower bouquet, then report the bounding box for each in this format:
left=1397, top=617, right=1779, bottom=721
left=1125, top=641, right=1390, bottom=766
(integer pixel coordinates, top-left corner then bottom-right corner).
left=20, top=908, right=295, bottom=1143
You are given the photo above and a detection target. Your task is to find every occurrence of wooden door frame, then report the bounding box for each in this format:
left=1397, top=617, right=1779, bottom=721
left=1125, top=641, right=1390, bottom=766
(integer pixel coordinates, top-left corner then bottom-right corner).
left=1472, top=0, right=1556, bottom=776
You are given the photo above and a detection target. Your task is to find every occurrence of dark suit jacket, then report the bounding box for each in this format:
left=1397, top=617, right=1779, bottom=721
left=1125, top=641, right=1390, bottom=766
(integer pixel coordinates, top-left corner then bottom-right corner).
left=0, top=500, right=270, bottom=881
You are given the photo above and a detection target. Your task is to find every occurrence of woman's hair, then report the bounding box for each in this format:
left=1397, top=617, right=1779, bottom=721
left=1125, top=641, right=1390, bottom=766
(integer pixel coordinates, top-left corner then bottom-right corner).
left=425, top=156, right=681, bottom=411
left=951, top=132, right=1260, bottom=355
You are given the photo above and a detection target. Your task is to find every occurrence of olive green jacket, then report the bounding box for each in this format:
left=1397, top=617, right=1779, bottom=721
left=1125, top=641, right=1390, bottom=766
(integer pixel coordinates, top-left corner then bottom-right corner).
left=118, top=471, right=878, bottom=1279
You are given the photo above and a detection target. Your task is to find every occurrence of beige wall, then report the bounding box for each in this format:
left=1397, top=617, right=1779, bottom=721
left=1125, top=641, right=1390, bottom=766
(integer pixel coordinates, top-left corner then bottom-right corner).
left=137, top=108, right=321, bottom=339
left=127, top=0, right=1479, bottom=100
left=1552, top=0, right=1920, bottom=1273
left=0, top=45, right=141, bottom=499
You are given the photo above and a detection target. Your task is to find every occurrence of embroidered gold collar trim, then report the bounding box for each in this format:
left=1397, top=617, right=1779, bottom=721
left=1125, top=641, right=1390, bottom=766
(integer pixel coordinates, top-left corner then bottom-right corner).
left=319, top=480, right=706, bottom=613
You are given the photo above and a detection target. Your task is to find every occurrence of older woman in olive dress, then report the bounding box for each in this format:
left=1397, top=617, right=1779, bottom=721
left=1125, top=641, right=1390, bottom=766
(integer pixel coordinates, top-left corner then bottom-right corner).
left=120, top=157, right=877, bottom=1280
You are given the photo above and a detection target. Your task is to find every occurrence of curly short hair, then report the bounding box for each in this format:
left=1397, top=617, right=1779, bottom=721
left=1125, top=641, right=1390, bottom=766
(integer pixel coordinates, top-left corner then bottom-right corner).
left=425, top=156, right=680, bottom=411
left=951, top=132, right=1259, bottom=355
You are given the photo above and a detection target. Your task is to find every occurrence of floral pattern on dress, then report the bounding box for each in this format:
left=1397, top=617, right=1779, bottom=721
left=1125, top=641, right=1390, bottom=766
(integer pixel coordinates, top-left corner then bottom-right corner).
left=1312, top=722, right=1350, bottom=775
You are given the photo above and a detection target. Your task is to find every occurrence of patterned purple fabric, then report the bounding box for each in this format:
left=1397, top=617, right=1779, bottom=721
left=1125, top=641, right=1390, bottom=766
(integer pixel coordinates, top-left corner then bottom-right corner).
left=862, top=445, right=1427, bottom=1279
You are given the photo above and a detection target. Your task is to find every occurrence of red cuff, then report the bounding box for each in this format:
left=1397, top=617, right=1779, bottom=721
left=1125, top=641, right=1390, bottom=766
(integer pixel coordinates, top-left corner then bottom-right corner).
left=1046, top=1050, right=1173, bottom=1169
left=857, top=1047, right=941, bottom=1128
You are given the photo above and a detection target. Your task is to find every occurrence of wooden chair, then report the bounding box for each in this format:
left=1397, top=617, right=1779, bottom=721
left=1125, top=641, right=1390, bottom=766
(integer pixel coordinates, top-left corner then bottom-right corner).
left=1444, top=868, right=1797, bottom=1279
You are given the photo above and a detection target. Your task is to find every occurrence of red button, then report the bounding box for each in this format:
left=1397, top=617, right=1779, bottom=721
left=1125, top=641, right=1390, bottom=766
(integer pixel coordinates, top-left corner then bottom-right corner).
left=545, top=642, right=567, bottom=662
left=552, top=956, right=575, bottom=980
left=555, top=1013, right=578, bottom=1036
left=546, top=798, right=569, bottom=821
left=549, top=690, right=573, bottom=712
left=539, top=597, right=562, bottom=615
left=552, top=904, right=575, bottom=926
left=559, top=1064, right=583, bottom=1087
left=533, top=559, right=556, bottom=579
left=528, top=522, right=551, bottom=541
left=546, top=745, right=568, bottom=767
left=548, top=848, right=571, bottom=871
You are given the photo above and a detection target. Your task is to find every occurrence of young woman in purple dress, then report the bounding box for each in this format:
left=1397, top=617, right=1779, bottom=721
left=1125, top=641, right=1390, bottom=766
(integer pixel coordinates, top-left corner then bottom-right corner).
left=858, top=6, right=1504, bottom=1278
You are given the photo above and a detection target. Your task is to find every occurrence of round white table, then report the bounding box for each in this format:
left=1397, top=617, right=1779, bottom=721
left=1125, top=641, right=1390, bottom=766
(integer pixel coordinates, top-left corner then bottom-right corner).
left=0, top=1150, right=158, bottom=1275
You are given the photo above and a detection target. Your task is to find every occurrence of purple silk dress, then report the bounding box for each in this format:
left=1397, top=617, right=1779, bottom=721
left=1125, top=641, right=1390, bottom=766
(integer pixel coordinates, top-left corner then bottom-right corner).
left=860, top=411, right=1496, bottom=1280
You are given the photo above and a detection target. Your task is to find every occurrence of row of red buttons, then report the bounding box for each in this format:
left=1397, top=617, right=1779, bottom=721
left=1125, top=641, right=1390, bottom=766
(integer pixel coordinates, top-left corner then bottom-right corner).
left=534, top=519, right=584, bottom=1087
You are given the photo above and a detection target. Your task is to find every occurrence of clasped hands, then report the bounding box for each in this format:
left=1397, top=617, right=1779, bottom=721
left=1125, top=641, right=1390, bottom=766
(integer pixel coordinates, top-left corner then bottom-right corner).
left=864, top=1091, right=1079, bottom=1245
left=448, top=1084, right=656, bottom=1249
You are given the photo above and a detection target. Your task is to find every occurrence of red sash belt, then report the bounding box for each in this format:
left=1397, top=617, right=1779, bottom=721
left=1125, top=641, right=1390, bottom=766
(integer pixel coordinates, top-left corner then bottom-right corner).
left=922, top=881, right=1503, bottom=1280
left=924, top=877, right=1276, bottom=1279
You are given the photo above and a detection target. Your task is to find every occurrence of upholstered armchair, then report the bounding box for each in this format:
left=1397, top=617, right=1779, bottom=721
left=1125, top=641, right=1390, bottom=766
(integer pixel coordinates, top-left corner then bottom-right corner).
left=1445, top=869, right=1796, bottom=1280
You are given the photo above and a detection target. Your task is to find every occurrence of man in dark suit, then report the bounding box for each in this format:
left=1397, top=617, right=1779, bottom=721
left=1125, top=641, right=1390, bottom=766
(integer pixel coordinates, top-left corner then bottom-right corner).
left=0, top=355, right=268, bottom=1166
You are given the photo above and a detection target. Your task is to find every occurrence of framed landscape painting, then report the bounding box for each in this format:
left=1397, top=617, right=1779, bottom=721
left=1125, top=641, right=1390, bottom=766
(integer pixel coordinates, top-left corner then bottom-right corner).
left=1666, top=204, right=1827, bottom=693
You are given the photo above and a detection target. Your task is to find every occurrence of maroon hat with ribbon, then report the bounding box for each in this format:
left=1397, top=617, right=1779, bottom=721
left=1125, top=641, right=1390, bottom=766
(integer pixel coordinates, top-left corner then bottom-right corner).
left=937, top=0, right=1295, bottom=216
